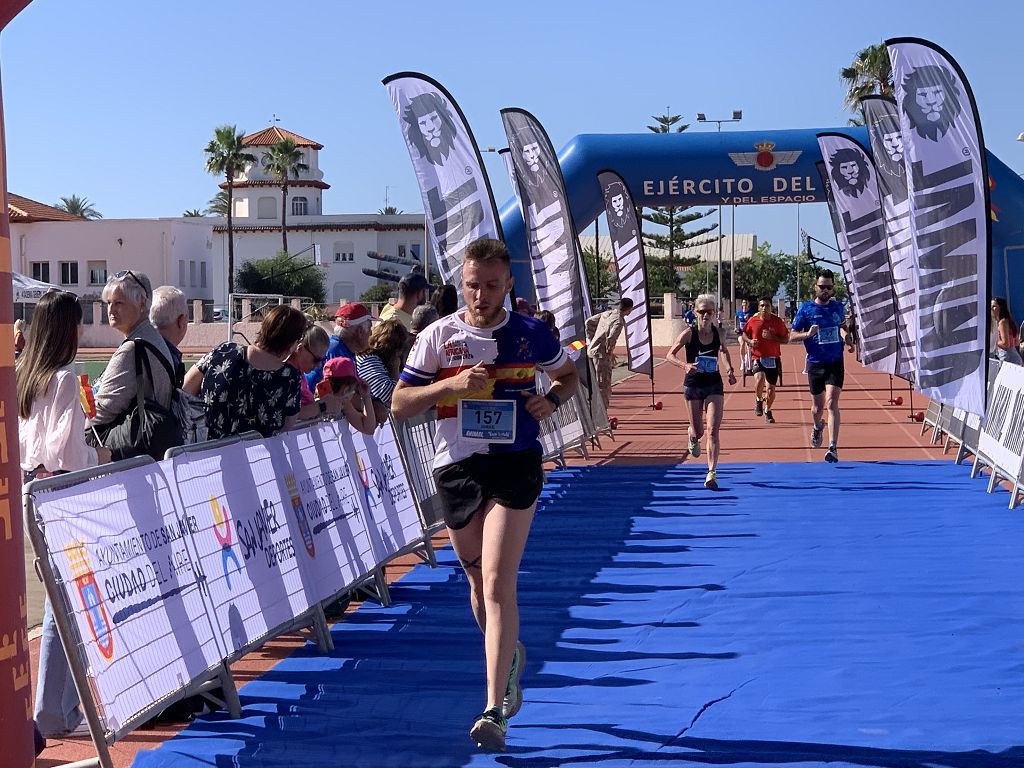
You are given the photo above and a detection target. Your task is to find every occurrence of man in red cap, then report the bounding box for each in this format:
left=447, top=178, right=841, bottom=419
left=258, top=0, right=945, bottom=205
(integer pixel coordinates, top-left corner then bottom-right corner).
left=306, top=302, right=376, bottom=390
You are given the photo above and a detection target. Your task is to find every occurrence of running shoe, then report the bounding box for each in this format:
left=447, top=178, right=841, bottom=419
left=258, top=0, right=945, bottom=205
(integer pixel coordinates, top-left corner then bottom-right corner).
left=503, top=641, right=526, bottom=719
left=824, top=445, right=839, bottom=463
left=765, top=410, right=775, bottom=424
left=688, top=436, right=701, bottom=458
left=810, top=422, right=825, bottom=449
left=470, top=707, right=507, bottom=751
left=754, top=398, right=764, bottom=417
left=704, top=470, right=718, bottom=490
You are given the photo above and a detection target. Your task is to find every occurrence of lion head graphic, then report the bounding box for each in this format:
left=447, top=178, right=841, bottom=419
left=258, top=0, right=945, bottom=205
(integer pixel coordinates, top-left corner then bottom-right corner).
left=829, top=147, right=870, bottom=198
left=402, top=92, right=458, bottom=167
left=901, top=64, right=963, bottom=142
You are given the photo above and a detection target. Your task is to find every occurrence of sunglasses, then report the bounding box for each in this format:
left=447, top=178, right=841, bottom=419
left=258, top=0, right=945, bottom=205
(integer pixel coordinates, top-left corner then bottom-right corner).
left=44, top=287, right=80, bottom=302
left=695, top=309, right=713, bottom=315
left=112, top=269, right=150, bottom=298
left=817, top=284, right=834, bottom=291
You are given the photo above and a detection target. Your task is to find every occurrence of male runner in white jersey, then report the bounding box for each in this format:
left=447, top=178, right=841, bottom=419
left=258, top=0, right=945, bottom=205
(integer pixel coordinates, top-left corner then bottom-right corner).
left=392, top=238, right=578, bottom=751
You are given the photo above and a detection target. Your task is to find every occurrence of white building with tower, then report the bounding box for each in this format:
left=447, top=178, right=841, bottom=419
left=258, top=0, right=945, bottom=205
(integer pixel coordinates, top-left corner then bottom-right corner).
left=9, top=125, right=427, bottom=314
left=213, top=125, right=427, bottom=305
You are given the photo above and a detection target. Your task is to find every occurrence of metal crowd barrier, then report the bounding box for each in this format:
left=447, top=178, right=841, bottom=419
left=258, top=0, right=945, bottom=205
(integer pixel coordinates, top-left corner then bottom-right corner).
left=23, top=416, right=430, bottom=768
left=24, top=458, right=236, bottom=768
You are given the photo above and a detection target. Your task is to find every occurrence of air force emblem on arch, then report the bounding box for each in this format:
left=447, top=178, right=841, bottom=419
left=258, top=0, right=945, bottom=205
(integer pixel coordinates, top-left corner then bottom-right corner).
left=729, top=142, right=802, bottom=172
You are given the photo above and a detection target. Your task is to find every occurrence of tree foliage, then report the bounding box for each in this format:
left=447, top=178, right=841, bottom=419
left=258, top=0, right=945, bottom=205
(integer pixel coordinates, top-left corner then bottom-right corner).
left=840, top=43, right=893, bottom=112
left=55, top=195, right=102, bottom=219
left=204, top=125, right=256, bottom=295
left=580, top=247, right=619, bottom=306
left=378, top=205, right=403, bottom=215
left=183, top=209, right=203, bottom=217
left=641, top=111, right=720, bottom=273
left=205, top=190, right=230, bottom=216
left=360, top=284, right=395, bottom=303
left=261, top=138, right=309, bottom=254
left=236, top=250, right=325, bottom=303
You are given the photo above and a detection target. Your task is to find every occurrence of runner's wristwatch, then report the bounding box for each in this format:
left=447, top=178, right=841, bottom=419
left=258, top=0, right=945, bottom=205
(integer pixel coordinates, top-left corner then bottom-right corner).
left=544, top=391, right=562, bottom=409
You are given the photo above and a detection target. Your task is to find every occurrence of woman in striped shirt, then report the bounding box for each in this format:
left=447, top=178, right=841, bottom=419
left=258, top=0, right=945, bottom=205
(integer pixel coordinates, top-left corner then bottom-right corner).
left=356, top=319, right=411, bottom=424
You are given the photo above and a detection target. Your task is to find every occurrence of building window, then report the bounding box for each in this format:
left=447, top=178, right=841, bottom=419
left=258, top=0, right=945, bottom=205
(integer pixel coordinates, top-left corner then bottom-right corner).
left=333, top=241, right=354, bottom=263
left=291, top=196, right=308, bottom=216
left=233, top=197, right=247, bottom=218
left=59, top=261, right=78, bottom=285
left=189, top=260, right=196, bottom=287
left=87, top=260, right=107, bottom=286
left=30, top=262, right=49, bottom=283
left=397, top=244, right=407, bottom=260
left=201, top=262, right=207, bottom=288
left=179, top=261, right=186, bottom=287
left=257, top=196, right=276, bottom=219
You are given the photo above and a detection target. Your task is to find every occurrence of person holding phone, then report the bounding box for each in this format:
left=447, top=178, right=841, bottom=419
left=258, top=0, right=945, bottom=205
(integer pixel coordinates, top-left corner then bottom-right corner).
left=790, top=269, right=854, bottom=463
left=666, top=293, right=736, bottom=490
left=391, top=238, right=578, bottom=752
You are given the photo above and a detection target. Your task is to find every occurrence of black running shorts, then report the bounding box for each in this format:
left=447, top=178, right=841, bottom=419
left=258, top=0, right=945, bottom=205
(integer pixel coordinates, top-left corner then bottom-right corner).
left=752, top=357, right=781, bottom=386
left=807, top=360, right=845, bottom=396
left=432, top=448, right=544, bottom=530
left=684, top=380, right=724, bottom=401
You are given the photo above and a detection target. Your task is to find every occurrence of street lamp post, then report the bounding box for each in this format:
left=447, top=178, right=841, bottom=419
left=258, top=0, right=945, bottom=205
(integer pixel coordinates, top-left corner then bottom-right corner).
left=697, top=111, right=742, bottom=318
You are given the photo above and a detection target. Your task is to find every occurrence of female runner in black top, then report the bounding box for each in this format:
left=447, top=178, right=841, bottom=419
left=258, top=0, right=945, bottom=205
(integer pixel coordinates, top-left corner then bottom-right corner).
left=667, top=293, right=736, bottom=489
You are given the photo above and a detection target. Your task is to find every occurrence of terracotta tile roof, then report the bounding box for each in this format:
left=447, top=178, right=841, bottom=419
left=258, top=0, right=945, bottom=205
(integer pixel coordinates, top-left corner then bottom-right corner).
left=219, top=179, right=330, bottom=191
left=212, top=222, right=423, bottom=234
left=242, top=126, right=323, bottom=150
left=8, top=193, right=83, bottom=222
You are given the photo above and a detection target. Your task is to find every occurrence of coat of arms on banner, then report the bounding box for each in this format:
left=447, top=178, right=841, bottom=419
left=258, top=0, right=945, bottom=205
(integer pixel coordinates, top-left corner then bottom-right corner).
left=729, top=141, right=801, bottom=171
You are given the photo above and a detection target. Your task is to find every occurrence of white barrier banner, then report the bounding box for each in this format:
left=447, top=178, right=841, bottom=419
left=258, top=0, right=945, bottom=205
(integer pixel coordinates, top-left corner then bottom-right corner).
left=978, top=362, right=1024, bottom=480
left=31, top=419, right=426, bottom=730
left=342, top=421, right=422, bottom=565
left=33, top=463, right=222, bottom=732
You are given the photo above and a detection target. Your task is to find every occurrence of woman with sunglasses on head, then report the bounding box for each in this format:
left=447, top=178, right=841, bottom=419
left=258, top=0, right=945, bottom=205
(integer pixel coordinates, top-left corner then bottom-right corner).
left=790, top=269, right=855, bottom=463
left=667, top=293, right=736, bottom=490
left=17, top=290, right=112, bottom=746
left=88, top=270, right=178, bottom=459
left=184, top=305, right=307, bottom=438
left=990, top=298, right=1022, bottom=365
left=285, top=323, right=337, bottom=420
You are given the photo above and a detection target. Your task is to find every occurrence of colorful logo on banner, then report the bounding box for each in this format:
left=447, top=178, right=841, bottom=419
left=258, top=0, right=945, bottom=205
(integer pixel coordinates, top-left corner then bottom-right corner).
left=64, top=540, right=115, bottom=660
left=356, top=454, right=376, bottom=508
left=209, top=497, right=241, bottom=590
left=729, top=142, right=802, bottom=172
left=284, top=474, right=316, bottom=558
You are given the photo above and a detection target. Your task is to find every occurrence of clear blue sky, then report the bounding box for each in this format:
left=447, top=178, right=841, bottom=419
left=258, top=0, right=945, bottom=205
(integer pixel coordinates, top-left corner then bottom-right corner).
left=2, top=0, right=1021, bottom=257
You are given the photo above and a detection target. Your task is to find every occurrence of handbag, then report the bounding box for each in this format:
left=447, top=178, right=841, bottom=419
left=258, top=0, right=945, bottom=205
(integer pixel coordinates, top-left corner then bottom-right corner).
left=94, top=339, right=185, bottom=461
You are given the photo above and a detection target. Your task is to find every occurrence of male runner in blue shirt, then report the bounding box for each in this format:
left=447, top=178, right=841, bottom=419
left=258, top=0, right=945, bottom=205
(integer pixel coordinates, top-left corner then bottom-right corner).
left=790, top=270, right=854, bottom=463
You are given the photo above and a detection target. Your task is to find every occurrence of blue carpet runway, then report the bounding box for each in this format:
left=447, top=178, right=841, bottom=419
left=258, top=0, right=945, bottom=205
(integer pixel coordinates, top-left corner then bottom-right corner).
left=133, top=461, right=1024, bottom=767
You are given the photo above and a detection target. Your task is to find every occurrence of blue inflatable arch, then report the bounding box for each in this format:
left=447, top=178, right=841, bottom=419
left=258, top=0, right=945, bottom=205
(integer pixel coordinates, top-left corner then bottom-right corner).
left=499, top=127, right=1024, bottom=320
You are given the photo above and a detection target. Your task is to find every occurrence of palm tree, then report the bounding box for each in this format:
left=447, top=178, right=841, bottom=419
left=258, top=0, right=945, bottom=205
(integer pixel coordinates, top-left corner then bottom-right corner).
left=205, top=189, right=230, bottom=216
left=54, top=195, right=102, bottom=219
left=183, top=208, right=204, bottom=217
left=204, top=125, right=256, bottom=295
left=261, top=138, right=309, bottom=254
left=378, top=205, right=403, bottom=215
left=840, top=43, right=893, bottom=112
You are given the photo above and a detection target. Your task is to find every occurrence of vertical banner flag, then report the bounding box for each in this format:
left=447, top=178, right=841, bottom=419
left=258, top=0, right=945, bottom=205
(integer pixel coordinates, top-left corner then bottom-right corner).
left=383, top=73, right=502, bottom=286
left=817, top=133, right=899, bottom=374
left=0, top=4, right=37, bottom=762
left=815, top=160, right=860, bottom=329
left=887, top=37, right=990, bottom=416
left=500, top=108, right=592, bottom=351
left=861, top=96, right=918, bottom=381
left=597, top=170, right=653, bottom=377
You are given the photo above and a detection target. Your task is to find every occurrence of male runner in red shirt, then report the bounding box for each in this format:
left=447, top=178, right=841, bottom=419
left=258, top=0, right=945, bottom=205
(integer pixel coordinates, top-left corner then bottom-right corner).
left=744, top=297, right=790, bottom=423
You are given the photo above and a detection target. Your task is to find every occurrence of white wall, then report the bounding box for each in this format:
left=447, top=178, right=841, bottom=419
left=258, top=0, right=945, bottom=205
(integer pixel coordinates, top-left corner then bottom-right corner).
left=12, top=218, right=216, bottom=300
left=212, top=216, right=427, bottom=306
